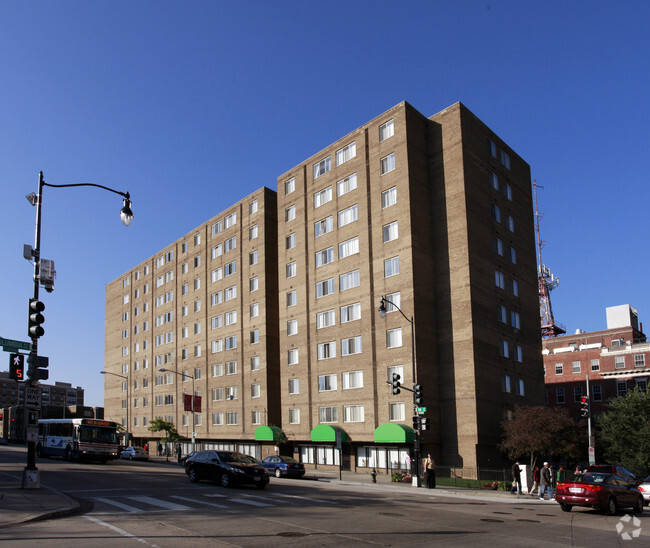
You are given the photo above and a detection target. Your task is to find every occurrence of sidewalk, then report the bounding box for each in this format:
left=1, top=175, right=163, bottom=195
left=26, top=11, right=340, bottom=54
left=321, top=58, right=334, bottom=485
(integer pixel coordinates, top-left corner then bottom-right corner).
left=0, top=456, right=553, bottom=528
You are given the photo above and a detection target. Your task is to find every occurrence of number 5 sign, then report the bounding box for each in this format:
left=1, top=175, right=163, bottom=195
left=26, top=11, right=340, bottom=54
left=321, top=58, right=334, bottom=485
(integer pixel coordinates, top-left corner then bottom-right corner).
left=9, top=353, right=25, bottom=381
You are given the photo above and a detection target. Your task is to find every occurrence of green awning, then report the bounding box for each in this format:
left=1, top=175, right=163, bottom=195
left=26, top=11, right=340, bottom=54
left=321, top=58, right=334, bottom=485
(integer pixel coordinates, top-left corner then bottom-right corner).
left=373, top=423, right=415, bottom=444
left=310, top=425, right=350, bottom=443
left=254, top=425, right=287, bottom=442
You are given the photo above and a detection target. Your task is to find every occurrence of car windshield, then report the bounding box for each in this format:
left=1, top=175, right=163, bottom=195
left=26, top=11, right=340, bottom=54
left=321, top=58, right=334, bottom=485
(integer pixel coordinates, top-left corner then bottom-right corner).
left=573, top=473, right=611, bottom=485
left=218, top=452, right=258, bottom=464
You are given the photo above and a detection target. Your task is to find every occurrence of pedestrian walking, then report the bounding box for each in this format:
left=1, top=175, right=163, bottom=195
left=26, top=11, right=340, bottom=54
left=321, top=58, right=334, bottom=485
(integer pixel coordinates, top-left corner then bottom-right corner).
left=176, top=443, right=182, bottom=463
left=529, top=466, right=540, bottom=496
left=510, top=461, right=522, bottom=495
left=539, top=462, right=552, bottom=500
left=423, top=453, right=436, bottom=489
left=157, top=442, right=163, bottom=456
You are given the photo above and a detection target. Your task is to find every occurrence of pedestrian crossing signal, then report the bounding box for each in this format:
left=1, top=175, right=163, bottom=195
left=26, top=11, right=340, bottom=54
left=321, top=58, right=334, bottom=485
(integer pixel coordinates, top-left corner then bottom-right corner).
left=9, top=353, right=25, bottom=381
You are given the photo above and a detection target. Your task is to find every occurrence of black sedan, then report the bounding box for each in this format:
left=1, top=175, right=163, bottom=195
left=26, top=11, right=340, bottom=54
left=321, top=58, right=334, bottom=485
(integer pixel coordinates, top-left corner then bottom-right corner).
left=260, top=455, right=306, bottom=478
left=555, top=473, right=644, bottom=515
left=184, top=450, right=269, bottom=488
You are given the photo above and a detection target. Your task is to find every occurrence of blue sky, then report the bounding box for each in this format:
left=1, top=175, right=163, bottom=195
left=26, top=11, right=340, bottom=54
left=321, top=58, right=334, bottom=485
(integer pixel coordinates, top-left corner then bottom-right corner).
left=1, top=1, right=648, bottom=406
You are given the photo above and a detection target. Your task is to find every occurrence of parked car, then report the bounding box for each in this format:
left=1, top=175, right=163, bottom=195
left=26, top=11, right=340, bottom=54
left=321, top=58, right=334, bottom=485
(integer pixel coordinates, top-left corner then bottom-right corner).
left=180, top=451, right=198, bottom=466
left=586, top=464, right=638, bottom=485
left=260, top=455, right=306, bottom=478
left=184, top=450, right=269, bottom=488
left=120, top=446, right=149, bottom=461
left=0, top=437, right=8, bottom=445
left=555, top=473, right=644, bottom=515
left=637, top=476, right=650, bottom=506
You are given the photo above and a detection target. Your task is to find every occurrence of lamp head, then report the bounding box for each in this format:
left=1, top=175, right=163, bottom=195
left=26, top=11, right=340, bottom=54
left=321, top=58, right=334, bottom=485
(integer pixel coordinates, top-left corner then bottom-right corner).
left=378, top=297, right=387, bottom=319
left=120, top=193, right=134, bottom=226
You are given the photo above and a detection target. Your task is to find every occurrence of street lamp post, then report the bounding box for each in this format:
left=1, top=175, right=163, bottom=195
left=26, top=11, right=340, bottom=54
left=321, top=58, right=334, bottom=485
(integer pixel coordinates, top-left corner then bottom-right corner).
left=379, top=296, right=421, bottom=487
left=21, top=171, right=133, bottom=489
left=159, top=368, right=195, bottom=452
left=100, top=371, right=129, bottom=447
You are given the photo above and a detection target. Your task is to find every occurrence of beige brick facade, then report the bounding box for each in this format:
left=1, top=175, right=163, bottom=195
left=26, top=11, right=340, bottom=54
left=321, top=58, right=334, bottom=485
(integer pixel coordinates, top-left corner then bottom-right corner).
left=105, top=102, right=543, bottom=470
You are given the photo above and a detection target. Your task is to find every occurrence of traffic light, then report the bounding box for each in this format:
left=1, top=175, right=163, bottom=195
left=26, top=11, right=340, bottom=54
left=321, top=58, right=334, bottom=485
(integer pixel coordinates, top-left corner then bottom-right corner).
left=27, top=354, right=49, bottom=381
left=391, top=373, right=401, bottom=395
left=9, top=353, right=25, bottom=381
left=420, top=417, right=430, bottom=431
left=412, top=415, right=421, bottom=430
left=28, top=299, right=45, bottom=339
left=580, top=396, right=590, bottom=417
left=414, top=384, right=423, bottom=405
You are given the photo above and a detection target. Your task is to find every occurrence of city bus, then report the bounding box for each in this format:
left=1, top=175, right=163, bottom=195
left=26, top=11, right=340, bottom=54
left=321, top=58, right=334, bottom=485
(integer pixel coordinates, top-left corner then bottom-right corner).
left=36, top=418, right=120, bottom=463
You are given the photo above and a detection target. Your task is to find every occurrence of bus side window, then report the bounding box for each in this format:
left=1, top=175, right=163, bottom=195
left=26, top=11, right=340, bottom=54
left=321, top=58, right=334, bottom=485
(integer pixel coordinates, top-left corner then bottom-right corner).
left=38, top=423, right=44, bottom=435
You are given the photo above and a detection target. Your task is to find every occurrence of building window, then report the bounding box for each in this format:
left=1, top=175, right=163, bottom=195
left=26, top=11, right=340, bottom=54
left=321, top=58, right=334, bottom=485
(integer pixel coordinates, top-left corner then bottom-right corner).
left=499, top=339, right=509, bottom=358
left=314, top=216, right=333, bottom=237
left=289, top=378, right=299, bottom=395
left=337, top=173, right=357, bottom=196
left=338, top=204, right=358, bottom=227
left=225, top=336, right=237, bottom=350
left=494, top=237, right=504, bottom=256
left=250, top=303, right=259, bottom=318
left=250, top=277, right=258, bottom=292
left=379, top=119, right=394, bottom=141
left=384, top=256, right=400, bottom=277
left=615, top=356, right=626, bottom=369
left=289, top=408, right=300, bottom=424
left=251, top=411, right=261, bottom=425
left=317, top=341, right=337, bottom=360
left=590, top=359, right=600, bottom=371
left=288, top=348, right=299, bottom=365
left=506, top=215, right=515, bottom=233
left=572, top=361, right=581, bottom=374
left=211, top=363, right=223, bottom=377
left=286, top=290, right=297, bottom=307
left=226, top=385, right=238, bottom=399
left=343, top=405, right=364, bottom=423
left=315, top=247, right=334, bottom=267
left=316, top=278, right=335, bottom=298
left=488, top=138, right=497, bottom=158
left=501, top=375, right=511, bottom=393
left=318, top=374, right=337, bottom=392
left=250, top=330, right=259, bottom=344
left=336, top=142, right=356, bottom=166
left=556, top=387, right=565, bottom=404
left=314, top=186, right=333, bottom=208
left=249, top=251, right=258, bottom=265
left=224, top=236, right=237, bottom=253
left=497, top=305, right=507, bottom=324
left=491, top=203, right=501, bottom=223
left=226, top=412, right=238, bottom=425
left=339, top=269, right=360, bottom=291
left=287, top=319, right=298, bottom=335
left=250, top=356, right=260, bottom=371
left=340, top=302, right=361, bottom=323
left=285, top=177, right=295, bottom=195
left=342, top=370, right=363, bottom=389
left=382, top=186, right=397, bottom=208
left=386, top=328, right=402, bottom=349
left=508, top=246, right=517, bottom=264
left=515, top=379, right=525, bottom=396
left=285, top=205, right=296, bottom=222
left=212, top=412, right=224, bottom=425
left=286, top=233, right=296, bottom=249
left=513, top=344, right=523, bottom=363
left=555, top=363, right=563, bottom=375
left=341, top=336, right=362, bottom=356
left=380, top=153, right=395, bottom=175
left=251, top=383, right=260, bottom=398
left=503, top=182, right=513, bottom=201
left=286, top=261, right=297, bottom=278
left=319, top=406, right=338, bottom=423
left=224, top=286, right=236, bottom=301
left=211, top=244, right=222, bottom=259
left=500, top=150, right=511, bottom=169
left=316, top=310, right=335, bottom=329
left=635, top=354, right=645, bottom=368
left=249, top=199, right=258, bottom=215
left=313, top=157, right=331, bottom=179
left=592, top=385, right=602, bottom=401
left=617, top=381, right=627, bottom=397
left=389, top=402, right=405, bottom=421
left=224, top=213, right=236, bottom=228
left=510, top=279, right=519, bottom=297
left=383, top=221, right=398, bottom=243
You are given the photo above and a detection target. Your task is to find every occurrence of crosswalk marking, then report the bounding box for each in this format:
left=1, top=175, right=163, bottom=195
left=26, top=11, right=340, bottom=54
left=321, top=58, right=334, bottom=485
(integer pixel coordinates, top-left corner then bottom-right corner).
left=203, top=493, right=227, bottom=498
left=275, top=493, right=335, bottom=504
left=128, top=495, right=191, bottom=511
left=171, top=495, right=227, bottom=508
left=229, top=497, right=272, bottom=507
left=94, top=497, right=144, bottom=513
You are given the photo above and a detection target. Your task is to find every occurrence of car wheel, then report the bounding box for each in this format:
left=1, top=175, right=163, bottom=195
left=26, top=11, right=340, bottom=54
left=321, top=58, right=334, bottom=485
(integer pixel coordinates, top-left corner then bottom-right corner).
left=220, top=473, right=232, bottom=488
left=188, top=468, right=200, bottom=483
left=633, top=496, right=644, bottom=514
left=559, top=503, right=572, bottom=512
left=275, top=468, right=282, bottom=478
left=606, top=497, right=617, bottom=516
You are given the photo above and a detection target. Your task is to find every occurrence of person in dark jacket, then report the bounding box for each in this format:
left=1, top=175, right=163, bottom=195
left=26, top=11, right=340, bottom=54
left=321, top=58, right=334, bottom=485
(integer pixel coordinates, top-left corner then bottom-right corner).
left=539, top=462, right=552, bottom=500
left=510, top=461, right=522, bottom=495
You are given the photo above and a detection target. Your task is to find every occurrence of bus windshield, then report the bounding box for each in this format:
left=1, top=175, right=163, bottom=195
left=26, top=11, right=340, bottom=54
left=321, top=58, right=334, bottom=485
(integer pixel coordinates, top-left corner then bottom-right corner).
left=79, top=425, right=118, bottom=445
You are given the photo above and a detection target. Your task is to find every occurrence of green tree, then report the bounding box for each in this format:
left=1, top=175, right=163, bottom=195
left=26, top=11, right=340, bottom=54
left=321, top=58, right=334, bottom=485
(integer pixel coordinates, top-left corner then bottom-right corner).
left=597, top=388, right=650, bottom=476
left=499, top=405, right=584, bottom=472
left=148, top=418, right=182, bottom=459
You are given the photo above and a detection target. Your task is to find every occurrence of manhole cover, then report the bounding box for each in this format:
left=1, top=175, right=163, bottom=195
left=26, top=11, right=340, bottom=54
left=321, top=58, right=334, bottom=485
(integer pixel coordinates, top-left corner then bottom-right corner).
left=517, top=519, right=540, bottom=523
left=536, top=514, right=555, bottom=517
left=277, top=532, right=309, bottom=537
left=466, top=502, right=486, bottom=505
left=493, top=511, right=512, bottom=515
left=379, top=512, right=405, bottom=517
left=480, top=518, right=505, bottom=523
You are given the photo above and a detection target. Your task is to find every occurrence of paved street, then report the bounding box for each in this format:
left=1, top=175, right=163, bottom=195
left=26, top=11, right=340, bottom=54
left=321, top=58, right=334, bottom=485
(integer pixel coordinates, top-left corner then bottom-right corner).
left=1, top=445, right=649, bottom=546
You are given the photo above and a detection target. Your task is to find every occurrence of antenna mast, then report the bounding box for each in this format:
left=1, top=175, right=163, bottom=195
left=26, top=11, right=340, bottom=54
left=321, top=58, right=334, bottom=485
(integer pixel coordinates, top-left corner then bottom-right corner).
left=534, top=180, right=565, bottom=338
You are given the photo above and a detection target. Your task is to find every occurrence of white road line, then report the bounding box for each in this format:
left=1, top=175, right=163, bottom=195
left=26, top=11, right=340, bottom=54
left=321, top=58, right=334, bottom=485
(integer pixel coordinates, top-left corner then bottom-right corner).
left=170, top=495, right=227, bottom=508
left=84, top=515, right=160, bottom=547
left=229, top=497, right=273, bottom=507
left=94, top=497, right=145, bottom=513
left=204, top=493, right=227, bottom=498
left=127, top=495, right=191, bottom=511
left=275, top=493, right=335, bottom=504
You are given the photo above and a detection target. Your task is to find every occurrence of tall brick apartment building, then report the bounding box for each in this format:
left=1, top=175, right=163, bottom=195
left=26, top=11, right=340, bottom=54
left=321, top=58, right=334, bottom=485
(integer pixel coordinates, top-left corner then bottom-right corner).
left=543, top=304, right=649, bottom=418
left=104, top=101, right=543, bottom=473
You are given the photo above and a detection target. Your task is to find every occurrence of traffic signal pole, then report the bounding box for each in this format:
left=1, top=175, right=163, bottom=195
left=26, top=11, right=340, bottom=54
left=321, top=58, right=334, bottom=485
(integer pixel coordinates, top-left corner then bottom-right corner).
left=586, top=374, right=595, bottom=465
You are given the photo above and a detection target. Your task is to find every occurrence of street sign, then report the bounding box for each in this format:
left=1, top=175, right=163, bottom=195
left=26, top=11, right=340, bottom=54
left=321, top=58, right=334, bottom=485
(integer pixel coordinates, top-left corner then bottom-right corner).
left=24, top=385, right=42, bottom=409
left=0, top=337, right=31, bottom=352
left=416, top=406, right=427, bottom=414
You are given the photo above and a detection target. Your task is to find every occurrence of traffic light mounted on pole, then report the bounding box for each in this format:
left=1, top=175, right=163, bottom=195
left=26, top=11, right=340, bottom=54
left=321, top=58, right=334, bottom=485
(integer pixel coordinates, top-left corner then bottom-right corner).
left=580, top=396, right=590, bottom=417
left=391, top=373, right=401, bottom=395
left=414, top=384, right=423, bottom=405
left=28, top=299, right=45, bottom=339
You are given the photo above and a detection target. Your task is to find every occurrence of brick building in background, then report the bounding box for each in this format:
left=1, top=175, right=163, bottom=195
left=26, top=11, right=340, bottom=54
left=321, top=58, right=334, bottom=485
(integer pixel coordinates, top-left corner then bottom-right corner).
left=105, top=101, right=543, bottom=473
left=543, top=304, right=648, bottom=418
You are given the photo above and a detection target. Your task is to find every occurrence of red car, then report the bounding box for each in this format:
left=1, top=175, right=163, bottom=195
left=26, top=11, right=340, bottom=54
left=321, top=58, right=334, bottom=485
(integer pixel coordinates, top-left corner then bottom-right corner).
left=555, top=473, right=644, bottom=515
